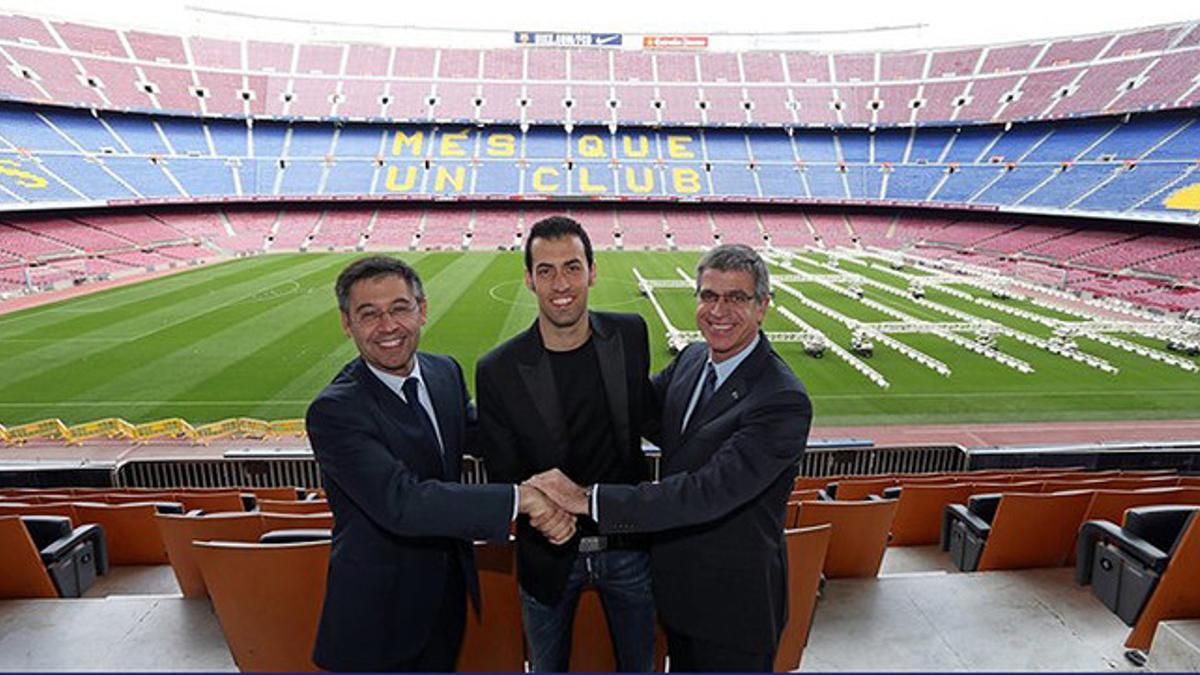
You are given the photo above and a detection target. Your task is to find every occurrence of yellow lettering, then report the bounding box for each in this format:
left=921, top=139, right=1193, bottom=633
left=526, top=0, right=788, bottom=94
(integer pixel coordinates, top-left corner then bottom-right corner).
left=486, top=133, right=516, bottom=157
left=532, top=167, right=560, bottom=192
left=577, top=135, right=606, bottom=159
left=667, top=135, right=696, bottom=159
left=433, top=166, right=466, bottom=192
left=0, top=159, right=48, bottom=189
left=391, top=130, right=424, bottom=157
left=624, top=166, right=655, bottom=194
left=621, top=135, right=650, bottom=159
left=579, top=167, right=607, bottom=194
left=673, top=168, right=702, bottom=194
left=439, top=129, right=470, bottom=158
left=384, top=165, right=419, bottom=191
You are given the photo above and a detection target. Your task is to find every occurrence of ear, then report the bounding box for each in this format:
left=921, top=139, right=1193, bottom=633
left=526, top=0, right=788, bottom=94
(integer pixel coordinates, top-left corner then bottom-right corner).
left=418, top=299, right=428, bottom=326
left=340, top=311, right=352, bottom=337
left=588, top=261, right=597, bottom=287
left=525, top=269, right=534, bottom=292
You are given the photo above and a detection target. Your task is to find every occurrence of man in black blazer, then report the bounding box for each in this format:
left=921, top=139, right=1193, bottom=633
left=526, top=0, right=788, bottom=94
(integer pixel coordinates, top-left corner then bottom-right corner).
left=476, top=217, right=658, bottom=671
left=306, top=256, right=575, bottom=672
left=531, top=244, right=812, bottom=671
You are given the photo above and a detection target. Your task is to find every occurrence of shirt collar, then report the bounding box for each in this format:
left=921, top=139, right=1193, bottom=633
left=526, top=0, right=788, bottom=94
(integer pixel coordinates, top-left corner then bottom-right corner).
left=707, top=333, right=760, bottom=389
left=365, top=356, right=423, bottom=402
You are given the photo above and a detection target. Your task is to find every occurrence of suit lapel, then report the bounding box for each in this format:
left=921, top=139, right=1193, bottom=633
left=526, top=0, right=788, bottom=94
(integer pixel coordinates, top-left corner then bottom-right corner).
left=592, top=315, right=632, bottom=451
left=515, top=323, right=569, bottom=446
left=676, top=337, right=769, bottom=446
left=354, top=357, right=445, bottom=478
left=665, top=346, right=706, bottom=444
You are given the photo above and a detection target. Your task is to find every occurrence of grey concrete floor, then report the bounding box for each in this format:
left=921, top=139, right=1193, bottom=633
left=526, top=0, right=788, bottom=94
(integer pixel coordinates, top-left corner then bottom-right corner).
left=0, top=551, right=1193, bottom=672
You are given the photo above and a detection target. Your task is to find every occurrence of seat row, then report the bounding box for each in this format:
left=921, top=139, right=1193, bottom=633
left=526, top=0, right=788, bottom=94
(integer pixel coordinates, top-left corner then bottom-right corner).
left=176, top=521, right=834, bottom=672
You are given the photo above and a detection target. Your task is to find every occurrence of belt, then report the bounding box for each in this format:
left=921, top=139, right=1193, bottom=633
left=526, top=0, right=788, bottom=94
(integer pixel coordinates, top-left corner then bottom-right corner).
left=577, top=534, right=644, bottom=553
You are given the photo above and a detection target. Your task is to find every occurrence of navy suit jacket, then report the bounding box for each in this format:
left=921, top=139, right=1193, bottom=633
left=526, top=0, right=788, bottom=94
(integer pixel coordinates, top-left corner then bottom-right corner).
left=596, top=335, right=812, bottom=653
left=306, top=353, right=513, bottom=671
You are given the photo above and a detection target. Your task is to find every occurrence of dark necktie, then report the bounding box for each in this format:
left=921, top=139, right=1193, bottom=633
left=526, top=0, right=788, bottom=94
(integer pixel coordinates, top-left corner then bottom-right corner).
left=402, top=377, right=441, bottom=453
left=687, top=363, right=719, bottom=431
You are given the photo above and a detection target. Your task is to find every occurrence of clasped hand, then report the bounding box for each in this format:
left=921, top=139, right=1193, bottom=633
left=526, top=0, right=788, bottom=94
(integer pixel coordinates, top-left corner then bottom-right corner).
left=518, top=469, right=590, bottom=545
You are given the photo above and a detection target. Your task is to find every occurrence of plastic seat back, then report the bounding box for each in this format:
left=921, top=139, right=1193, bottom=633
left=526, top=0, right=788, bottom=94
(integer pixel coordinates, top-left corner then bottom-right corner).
left=890, top=483, right=976, bottom=546
left=457, top=540, right=524, bottom=672
left=1126, top=513, right=1200, bottom=650
left=74, top=502, right=172, bottom=564
left=156, top=512, right=266, bottom=598
left=795, top=499, right=898, bottom=578
left=248, top=487, right=303, bottom=502
left=173, top=492, right=246, bottom=513
left=258, top=498, right=330, bottom=514
left=774, top=524, right=833, bottom=672
left=261, top=512, right=334, bottom=531
left=0, top=516, right=58, bottom=598
left=977, top=491, right=1094, bottom=571
left=0, top=502, right=79, bottom=525
left=834, top=477, right=897, bottom=501
left=193, top=540, right=329, bottom=672
left=1085, top=488, right=1200, bottom=526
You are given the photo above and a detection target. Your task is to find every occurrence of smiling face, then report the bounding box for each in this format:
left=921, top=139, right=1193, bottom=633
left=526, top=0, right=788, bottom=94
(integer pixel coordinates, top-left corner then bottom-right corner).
left=525, top=234, right=595, bottom=332
left=340, top=273, right=427, bottom=376
left=695, top=267, right=768, bottom=363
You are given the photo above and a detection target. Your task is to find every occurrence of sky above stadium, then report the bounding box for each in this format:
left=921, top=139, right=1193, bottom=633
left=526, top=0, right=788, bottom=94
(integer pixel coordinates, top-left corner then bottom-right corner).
left=4, top=0, right=1198, bottom=50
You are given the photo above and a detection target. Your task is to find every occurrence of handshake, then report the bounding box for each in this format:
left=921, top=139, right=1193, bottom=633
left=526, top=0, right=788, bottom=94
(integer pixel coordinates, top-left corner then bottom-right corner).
left=516, top=469, right=591, bottom=546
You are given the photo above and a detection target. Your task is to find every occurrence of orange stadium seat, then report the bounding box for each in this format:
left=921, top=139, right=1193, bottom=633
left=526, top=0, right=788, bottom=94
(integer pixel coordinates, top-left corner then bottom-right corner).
left=74, top=502, right=182, bottom=564
left=258, top=498, right=330, bottom=514
left=156, top=512, right=266, bottom=598
left=172, top=491, right=247, bottom=513
left=0, top=502, right=80, bottom=524
left=248, top=487, right=304, bottom=502
left=261, top=512, right=334, bottom=531
left=831, top=477, right=896, bottom=501
left=0, top=516, right=60, bottom=598
left=887, top=483, right=976, bottom=546
left=1083, top=487, right=1200, bottom=526
left=945, top=491, right=1094, bottom=572
left=795, top=499, right=897, bottom=578
left=774, top=523, right=833, bottom=672
left=1123, top=512, right=1200, bottom=650
left=457, top=540, right=524, bottom=672
left=102, top=492, right=176, bottom=504
left=789, top=488, right=823, bottom=503
left=193, top=540, right=329, bottom=672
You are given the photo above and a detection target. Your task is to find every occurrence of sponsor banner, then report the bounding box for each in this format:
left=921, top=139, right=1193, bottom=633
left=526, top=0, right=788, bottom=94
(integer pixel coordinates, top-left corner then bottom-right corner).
left=642, top=35, right=709, bottom=49
left=196, top=418, right=244, bottom=440
left=515, top=31, right=623, bottom=47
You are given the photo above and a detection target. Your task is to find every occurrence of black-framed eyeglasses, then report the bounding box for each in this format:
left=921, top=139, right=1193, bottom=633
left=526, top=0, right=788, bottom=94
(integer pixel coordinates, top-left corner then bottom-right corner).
left=696, top=290, right=756, bottom=307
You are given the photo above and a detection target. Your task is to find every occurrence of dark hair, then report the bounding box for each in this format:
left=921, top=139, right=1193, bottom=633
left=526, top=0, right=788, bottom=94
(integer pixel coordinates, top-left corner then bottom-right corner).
left=335, top=256, right=425, bottom=313
left=696, top=244, right=771, bottom=302
left=524, top=216, right=594, bottom=272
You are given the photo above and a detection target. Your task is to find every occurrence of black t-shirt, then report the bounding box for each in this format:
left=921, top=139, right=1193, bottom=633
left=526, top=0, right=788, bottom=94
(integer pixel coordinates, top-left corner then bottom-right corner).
left=546, top=336, right=624, bottom=489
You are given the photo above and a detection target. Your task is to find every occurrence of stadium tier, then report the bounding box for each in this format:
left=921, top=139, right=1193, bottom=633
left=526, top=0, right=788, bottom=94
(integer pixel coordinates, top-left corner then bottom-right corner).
left=0, top=103, right=1197, bottom=220
left=0, top=14, right=1199, bottom=127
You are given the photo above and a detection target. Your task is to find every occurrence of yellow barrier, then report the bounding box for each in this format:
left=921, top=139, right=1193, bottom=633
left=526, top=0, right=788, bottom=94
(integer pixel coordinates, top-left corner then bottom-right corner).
left=0, top=417, right=307, bottom=445
left=68, top=418, right=139, bottom=444
left=135, top=417, right=198, bottom=442
left=5, top=419, right=72, bottom=444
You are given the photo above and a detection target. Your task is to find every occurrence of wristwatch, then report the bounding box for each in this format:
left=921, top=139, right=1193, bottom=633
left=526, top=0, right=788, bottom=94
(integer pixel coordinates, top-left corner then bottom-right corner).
left=584, top=484, right=595, bottom=517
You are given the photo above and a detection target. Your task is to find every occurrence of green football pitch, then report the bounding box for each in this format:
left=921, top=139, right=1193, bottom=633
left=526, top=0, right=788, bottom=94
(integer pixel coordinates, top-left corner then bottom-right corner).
left=1, top=250, right=1197, bottom=427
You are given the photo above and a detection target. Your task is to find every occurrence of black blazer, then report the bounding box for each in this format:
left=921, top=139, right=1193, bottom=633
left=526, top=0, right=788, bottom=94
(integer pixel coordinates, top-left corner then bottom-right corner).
left=306, top=353, right=514, bottom=671
left=596, top=335, right=812, bottom=654
left=476, top=311, right=656, bottom=605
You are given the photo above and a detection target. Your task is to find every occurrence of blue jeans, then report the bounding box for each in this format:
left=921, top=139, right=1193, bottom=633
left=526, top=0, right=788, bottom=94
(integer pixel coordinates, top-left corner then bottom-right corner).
left=520, top=548, right=655, bottom=672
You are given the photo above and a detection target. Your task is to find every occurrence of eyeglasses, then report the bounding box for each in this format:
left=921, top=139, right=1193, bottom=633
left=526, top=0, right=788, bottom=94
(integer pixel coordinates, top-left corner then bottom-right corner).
left=696, top=290, right=758, bottom=307
left=354, top=303, right=420, bottom=326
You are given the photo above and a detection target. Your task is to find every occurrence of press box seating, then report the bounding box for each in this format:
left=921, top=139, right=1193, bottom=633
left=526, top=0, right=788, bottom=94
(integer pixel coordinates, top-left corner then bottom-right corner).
left=0, top=515, right=107, bottom=598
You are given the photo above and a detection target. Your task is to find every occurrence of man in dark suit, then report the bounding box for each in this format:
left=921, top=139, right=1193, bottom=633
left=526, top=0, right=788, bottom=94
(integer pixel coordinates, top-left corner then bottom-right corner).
left=306, top=256, right=575, bottom=672
left=476, top=216, right=658, bottom=671
left=530, top=244, right=812, bottom=671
